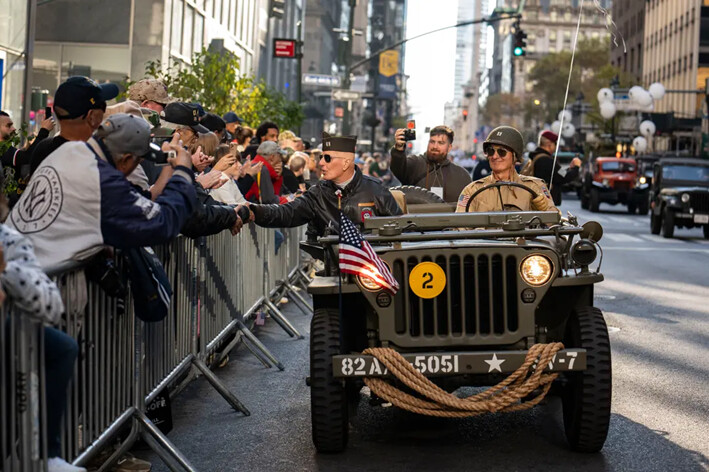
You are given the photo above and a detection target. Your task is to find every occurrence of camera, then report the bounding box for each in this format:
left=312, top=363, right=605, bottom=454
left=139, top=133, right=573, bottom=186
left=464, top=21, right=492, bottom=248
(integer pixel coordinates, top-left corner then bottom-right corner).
left=403, top=120, right=416, bottom=141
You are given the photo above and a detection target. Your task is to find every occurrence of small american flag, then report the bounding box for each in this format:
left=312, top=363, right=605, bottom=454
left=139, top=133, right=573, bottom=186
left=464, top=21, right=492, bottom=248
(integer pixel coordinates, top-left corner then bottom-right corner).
left=338, top=211, right=399, bottom=294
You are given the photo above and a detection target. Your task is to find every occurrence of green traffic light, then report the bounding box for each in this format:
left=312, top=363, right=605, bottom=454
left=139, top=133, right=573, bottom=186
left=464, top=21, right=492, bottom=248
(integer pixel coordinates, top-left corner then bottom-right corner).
left=513, top=46, right=524, bottom=56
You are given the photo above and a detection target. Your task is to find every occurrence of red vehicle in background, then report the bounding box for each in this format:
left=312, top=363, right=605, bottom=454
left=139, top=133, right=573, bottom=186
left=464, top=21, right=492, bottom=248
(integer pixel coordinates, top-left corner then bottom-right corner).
left=580, top=157, right=637, bottom=213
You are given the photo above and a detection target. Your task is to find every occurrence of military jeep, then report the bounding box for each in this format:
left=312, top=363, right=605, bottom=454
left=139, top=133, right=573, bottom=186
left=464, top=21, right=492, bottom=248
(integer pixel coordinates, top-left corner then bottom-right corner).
left=649, top=158, right=709, bottom=238
left=307, top=200, right=611, bottom=454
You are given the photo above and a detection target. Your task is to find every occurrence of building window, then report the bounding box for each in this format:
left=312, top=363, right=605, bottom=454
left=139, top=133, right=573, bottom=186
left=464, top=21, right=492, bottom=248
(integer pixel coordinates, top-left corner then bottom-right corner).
left=171, top=0, right=184, bottom=55
left=194, top=13, right=204, bottom=54
left=183, top=6, right=194, bottom=58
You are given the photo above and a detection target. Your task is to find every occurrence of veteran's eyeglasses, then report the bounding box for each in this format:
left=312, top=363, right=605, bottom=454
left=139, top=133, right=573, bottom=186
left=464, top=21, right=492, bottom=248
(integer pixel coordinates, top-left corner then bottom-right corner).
left=484, top=146, right=510, bottom=158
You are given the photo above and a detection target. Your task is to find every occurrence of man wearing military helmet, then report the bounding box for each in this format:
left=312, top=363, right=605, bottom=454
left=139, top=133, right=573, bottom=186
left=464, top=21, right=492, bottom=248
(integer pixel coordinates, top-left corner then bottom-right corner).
left=456, top=126, right=557, bottom=213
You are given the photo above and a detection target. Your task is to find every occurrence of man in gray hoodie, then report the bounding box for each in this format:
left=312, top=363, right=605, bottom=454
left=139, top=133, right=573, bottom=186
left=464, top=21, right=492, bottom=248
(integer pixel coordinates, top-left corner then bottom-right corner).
left=390, top=125, right=471, bottom=202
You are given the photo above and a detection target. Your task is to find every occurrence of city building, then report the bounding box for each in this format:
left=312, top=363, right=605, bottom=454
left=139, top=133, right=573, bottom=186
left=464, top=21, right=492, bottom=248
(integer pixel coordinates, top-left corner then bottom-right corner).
left=29, top=0, right=278, bottom=116
left=0, top=1, right=28, bottom=119
left=610, top=0, right=645, bottom=82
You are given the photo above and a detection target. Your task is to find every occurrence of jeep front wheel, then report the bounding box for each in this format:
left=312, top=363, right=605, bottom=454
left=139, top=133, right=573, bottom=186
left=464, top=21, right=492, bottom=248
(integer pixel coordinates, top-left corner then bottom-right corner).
left=650, top=210, right=661, bottom=235
left=562, top=306, right=612, bottom=453
left=703, top=225, right=709, bottom=239
left=661, top=208, right=675, bottom=238
left=310, top=307, right=348, bottom=452
left=589, top=189, right=600, bottom=213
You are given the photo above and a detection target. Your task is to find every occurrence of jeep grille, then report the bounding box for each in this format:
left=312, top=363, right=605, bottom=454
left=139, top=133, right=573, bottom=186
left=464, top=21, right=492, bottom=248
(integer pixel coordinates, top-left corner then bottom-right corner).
left=690, top=192, right=709, bottom=213
left=384, top=251, right=531, bottom=347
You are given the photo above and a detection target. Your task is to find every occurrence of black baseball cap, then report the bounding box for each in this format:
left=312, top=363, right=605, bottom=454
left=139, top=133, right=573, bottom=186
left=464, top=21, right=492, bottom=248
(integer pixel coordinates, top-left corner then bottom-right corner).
left=53, top=76, right=119, bottom=120
left=162, top=102, right=209, bottom=133
left=201, top=113, right=226, bottom=132
left=222, top=111, right=243, bottom=124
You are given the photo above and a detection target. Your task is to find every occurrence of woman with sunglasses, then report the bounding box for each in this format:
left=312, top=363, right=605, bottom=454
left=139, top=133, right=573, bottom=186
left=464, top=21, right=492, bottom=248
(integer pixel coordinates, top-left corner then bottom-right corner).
left=456, top=126, right=557, bottom=213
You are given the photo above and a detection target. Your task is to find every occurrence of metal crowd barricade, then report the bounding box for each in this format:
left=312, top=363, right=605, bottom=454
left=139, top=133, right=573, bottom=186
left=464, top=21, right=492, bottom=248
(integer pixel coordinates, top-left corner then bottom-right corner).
left=2, top=224, right=310, bottom=472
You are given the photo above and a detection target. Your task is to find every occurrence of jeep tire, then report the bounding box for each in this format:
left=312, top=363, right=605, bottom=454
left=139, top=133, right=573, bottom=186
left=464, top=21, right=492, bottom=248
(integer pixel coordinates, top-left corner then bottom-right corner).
left=627, top=202, right=637, bottom=214
left=703, top=225, right=709, bottom=239
left=589, top=189, right=600, bottom=213
left=562, top=306, right=612, bottom=453
left=650, top=210, right=661, bottom=234
left=310, top=307, right=348, bottom=452
left=638, top=198, right=649, bottom=215
left=580, top=193, right=590, bottom=210
left=661, top=207, right=675, bottom=238
left=389, top=185, right=446, bottom=204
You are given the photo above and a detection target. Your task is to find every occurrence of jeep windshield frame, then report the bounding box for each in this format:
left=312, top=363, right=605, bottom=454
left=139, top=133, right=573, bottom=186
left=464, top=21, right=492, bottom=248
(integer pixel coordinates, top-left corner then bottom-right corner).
left=318, top=211, right=583, bottom=245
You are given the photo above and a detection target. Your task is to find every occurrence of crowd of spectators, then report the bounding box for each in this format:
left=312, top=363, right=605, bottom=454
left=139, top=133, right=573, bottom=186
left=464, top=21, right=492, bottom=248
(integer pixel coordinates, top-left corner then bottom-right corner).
left=0, top=75, right=374, bottom=472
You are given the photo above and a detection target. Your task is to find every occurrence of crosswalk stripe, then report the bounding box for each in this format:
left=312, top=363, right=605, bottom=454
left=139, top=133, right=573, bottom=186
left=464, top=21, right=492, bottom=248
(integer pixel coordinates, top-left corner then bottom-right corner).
left=604, top=233, right=643, bottom=243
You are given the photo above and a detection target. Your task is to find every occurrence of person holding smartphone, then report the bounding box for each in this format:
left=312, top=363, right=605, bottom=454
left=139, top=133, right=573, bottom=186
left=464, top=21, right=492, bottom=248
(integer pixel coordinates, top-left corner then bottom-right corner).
left=390, top=124, right=471, bottom=203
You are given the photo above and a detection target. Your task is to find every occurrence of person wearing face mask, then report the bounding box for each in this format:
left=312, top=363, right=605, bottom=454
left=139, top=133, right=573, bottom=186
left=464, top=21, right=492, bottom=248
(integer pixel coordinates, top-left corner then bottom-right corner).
left=390, top=125, right=471, bottom=202
left=7, top=113, right=199, bottom=268
left=244, top=132, right=401, bottom=241
left=29, top=76, right=120, bottom=174
left=456, top=126, right=556, bottom=213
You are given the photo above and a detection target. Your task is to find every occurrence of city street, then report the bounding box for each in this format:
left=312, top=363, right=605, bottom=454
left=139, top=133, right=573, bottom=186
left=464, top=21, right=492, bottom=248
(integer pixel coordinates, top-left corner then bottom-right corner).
left=142, top=196, right=709, bottom=472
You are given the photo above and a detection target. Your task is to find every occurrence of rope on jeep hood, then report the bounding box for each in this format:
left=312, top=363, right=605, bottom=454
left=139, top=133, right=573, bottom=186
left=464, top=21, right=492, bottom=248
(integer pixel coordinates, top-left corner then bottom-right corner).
left=362, top=343, right=564, bottom=417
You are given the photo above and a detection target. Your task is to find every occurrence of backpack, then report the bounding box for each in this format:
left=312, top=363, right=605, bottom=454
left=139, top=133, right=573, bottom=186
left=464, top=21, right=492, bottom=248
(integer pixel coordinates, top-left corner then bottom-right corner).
left=521, top=154, right=544, bottom=176
left=124, top=246, right=172, bottom=322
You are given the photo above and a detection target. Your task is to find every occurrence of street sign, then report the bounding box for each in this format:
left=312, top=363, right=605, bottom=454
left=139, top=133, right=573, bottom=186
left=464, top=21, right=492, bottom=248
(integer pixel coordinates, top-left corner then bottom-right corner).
left=332, top=89, right=361, bottom=102
left=302, top=74, right=342, bottom=87
left=273, top=38, right=297, bottom=58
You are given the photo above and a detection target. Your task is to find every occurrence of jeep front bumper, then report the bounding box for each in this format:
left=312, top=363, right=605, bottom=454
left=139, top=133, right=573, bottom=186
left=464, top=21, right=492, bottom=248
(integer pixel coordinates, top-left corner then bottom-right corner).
left=332, top=349, right=587, bottom=378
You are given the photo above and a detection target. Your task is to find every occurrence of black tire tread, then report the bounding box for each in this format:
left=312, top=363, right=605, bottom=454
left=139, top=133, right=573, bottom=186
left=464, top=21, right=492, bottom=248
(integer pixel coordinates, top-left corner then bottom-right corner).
left=590, top=190, right=600, bottom=213
left=562, top=306, right=612, bottom=453
left=661, top=208, right=675, bottom=238
left=389, top=185, right=446, bottom=204
left=310, top=307, right=348, bottom=452
left=650, top=211, right=661, bottom=235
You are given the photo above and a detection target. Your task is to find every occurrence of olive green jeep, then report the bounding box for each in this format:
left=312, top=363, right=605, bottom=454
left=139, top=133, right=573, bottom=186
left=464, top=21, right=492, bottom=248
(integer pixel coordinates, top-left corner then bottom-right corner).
left=307, top=198, right=610, bottom=455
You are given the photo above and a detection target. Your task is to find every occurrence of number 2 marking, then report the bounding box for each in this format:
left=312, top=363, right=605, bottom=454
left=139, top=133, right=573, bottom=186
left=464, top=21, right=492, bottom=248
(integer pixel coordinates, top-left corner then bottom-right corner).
left=422, top=272, right=434, bottom=289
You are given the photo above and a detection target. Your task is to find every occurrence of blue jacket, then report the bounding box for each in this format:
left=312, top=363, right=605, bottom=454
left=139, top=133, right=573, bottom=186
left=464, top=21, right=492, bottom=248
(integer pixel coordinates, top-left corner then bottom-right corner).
left=7, top=140, right=196, bottom=268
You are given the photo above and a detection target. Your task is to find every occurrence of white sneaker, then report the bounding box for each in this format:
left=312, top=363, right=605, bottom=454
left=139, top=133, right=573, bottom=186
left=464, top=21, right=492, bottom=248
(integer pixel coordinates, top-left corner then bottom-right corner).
left=47, top=457, right=87, bottom=472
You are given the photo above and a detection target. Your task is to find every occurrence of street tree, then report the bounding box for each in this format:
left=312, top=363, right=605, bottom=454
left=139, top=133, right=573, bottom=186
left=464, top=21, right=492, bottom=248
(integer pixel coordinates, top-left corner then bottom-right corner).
left=138, top=48, right=304, bottom=131
left=480, top=93, right=523, bottom=130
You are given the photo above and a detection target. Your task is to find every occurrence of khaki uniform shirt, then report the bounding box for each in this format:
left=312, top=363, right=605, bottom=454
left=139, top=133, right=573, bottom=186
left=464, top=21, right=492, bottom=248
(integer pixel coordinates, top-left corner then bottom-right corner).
left=455, top=169, right=557, bottom=213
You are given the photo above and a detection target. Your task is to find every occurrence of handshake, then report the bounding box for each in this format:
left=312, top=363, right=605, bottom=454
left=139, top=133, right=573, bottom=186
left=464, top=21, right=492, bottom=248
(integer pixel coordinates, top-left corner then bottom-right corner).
left=230, top=204, right=256, bottom=236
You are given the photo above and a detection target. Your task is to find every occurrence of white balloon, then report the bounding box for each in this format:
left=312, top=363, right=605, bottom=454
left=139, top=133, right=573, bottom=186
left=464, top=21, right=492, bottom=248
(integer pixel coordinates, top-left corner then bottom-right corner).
left=628, top=86, right=644, bottom=102
left=526, top=142, right=537, bottom=152
left=639, top=120, right=656, bottom=137
left=634, top=90, right=653, bottom=107
left=558, top=137, right=566, bottom=146
left=562, top=122, right=576, bottom=138
left=551, top=120, right=561, bottom=134
left=586, top=132, right=598, bottom=144
left=633, top=136, right=648, bottom=153
left=597, top=88, right=613, bottom=103
left=648, top=82, right=665, bottom=100
left=558, top=110, right=573, bottom=123
left=600, top=101, right=616, bottom=119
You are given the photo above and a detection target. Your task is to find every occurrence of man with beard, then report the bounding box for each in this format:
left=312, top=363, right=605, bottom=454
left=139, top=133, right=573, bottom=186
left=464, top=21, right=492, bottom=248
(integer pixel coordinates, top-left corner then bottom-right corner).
left=390, top=125, right=471, bottom=202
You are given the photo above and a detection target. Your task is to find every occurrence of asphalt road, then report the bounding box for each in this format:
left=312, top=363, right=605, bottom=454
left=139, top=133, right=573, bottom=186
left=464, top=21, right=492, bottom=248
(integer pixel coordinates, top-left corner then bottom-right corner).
left=141, top=196, right=709, bottom=472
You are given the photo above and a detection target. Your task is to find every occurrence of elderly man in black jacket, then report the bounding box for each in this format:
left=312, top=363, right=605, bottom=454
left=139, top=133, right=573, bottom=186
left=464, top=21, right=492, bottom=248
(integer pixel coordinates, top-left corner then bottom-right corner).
left=246, top=132, right=401, bottom=240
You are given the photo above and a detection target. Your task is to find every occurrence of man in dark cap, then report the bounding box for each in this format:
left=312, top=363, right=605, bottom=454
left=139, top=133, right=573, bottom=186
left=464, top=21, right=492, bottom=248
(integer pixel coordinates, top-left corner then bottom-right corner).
left=161, top=102, right=209, bottom=150
left=201, top=112, right=228, bottom=143
left=29, top=76, right=119, bottom=174
left=222, top=111, right=243, bottom=137
left=246, top=132, right=401, bottom=240
left=525, top=130, right=581, bottom=205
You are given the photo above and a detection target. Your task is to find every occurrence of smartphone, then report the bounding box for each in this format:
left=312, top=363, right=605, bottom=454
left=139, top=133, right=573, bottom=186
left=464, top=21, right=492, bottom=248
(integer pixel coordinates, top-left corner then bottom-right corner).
left=404, top=120, right=416, bottom=141
left=45, top=106, right=52, bottom=119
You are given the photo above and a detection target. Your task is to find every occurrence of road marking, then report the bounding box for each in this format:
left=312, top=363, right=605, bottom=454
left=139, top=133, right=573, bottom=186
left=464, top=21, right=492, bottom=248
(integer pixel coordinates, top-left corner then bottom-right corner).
left=601, top=246, right=709, bottom=254
left=608, top=216, right=631, bottom=224
left=605, top=233, right=643, bottom=243
left=638, top=234, right=682, bottom=244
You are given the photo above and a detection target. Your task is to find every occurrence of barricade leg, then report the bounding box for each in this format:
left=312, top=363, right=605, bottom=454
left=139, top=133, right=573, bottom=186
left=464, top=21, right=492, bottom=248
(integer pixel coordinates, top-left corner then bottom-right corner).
left=191, top=358, right=250, bottom=416
left=134, top=410, right=197, bottom=472
left=235, top=320, right=285, bottom=370
left=263, top=299, right=303, bottom=339
left=278, top=280, right=313, bottom=314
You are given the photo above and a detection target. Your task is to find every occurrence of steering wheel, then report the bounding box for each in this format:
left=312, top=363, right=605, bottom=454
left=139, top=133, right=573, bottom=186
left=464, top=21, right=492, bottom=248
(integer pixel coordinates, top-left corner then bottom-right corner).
left=464, top=181, right=540, bottom=213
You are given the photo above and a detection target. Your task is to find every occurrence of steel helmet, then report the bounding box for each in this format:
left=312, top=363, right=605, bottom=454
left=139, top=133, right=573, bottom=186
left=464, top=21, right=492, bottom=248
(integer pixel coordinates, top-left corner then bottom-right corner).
left=483, top=126, right=524, bottom=160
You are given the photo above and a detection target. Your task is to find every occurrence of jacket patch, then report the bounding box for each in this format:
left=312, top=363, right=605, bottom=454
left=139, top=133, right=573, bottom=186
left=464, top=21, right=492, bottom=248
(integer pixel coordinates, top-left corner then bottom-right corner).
left=132, top=192, right=161, bottom=220
left=541, top=185, right=551, bottom=198
left=11, top=166, right=63, bottom=234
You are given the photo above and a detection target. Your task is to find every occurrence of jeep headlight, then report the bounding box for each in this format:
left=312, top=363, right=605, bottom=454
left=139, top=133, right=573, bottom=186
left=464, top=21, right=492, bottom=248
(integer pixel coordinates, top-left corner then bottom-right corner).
left=602, top=178, right=609, bottom=186
left=639, top=176, right=647, bottom=184
left=681, top=193, right=690, bottom=203
left=520, top=255, right=553, bottom=286
left=357, top=274, right=381, bottom=291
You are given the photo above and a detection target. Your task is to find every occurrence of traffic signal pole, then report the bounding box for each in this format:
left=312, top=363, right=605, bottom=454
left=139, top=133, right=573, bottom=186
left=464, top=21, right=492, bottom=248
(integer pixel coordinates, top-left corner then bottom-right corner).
left=341, top=0, right=357, bottom=135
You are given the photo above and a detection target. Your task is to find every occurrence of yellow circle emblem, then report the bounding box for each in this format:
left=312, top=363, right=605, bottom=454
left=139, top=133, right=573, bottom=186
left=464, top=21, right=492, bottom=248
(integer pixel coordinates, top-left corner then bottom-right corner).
left=409, top=261, right=446, bottom=299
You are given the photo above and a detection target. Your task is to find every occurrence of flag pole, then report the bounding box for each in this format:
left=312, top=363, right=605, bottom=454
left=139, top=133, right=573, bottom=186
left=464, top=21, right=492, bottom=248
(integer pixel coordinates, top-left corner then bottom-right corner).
left=336, top=190, right=344, bottom=350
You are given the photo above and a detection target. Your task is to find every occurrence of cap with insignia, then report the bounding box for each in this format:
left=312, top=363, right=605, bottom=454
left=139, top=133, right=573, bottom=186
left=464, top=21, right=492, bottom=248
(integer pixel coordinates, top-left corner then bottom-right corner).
left=321, top=132, right=357, bottom=153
